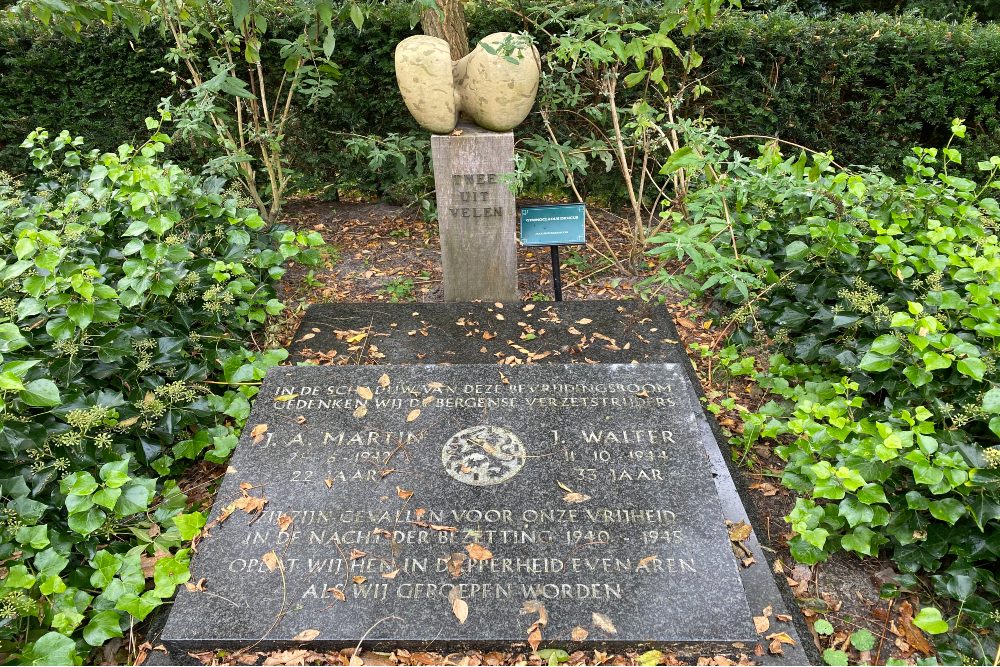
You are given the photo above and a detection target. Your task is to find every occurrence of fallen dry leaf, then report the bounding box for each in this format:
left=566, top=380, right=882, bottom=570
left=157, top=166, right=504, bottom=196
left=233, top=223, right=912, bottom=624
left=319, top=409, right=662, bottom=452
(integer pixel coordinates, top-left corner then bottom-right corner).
left=262, top=551, right=279, bottom=572
left=378, top=374, right=390, bottom=388
left=898, top=600, right=933, bottom=655
left=571, top=626, right=589, bottom=641
left=451, top=596, right=469, bottom=624
left=766, top=632, right=795, bottom=646
left=293, top=629, right=320, bottom=642
left=357, top=386, right=374, bottom=401
left=527, top=624, right=542, bottom=652
left=353, top=405, right=368, bottom=418
left=250, top=423, right=267, bottom=443
left=277, top=513, right=293, bottom=532
left=327, top=587, right=346, bottom=602
left=592, top=612, right=617, bottom=634
left=349, top=549, right=367, bottom=560
left=576, top=318, right=593, bottom=325
left=447, top=552, right=467, bottom=577
left=406, top=409, right=421, bottom=422
left=728, top=521, right=752, bottom=542
left=466, top=543, right=493, bottom=561
left=382, top=569, right=400, bottom=579
left=353, top=576, right=367, bottom=584
left=397, top=486, right=414, bottom=501
left=753, top=616, right=769, bottom=633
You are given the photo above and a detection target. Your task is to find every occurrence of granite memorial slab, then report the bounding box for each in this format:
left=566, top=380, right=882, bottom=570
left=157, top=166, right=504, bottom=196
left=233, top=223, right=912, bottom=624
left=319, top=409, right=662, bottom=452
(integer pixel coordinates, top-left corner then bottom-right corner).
left=287, top=300, right=688, bottom=367
left=160, top=363, right=759, bottom=653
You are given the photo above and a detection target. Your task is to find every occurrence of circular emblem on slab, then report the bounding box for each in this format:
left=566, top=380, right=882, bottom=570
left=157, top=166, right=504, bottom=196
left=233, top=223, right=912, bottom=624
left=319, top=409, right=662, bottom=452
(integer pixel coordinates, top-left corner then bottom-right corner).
left=442, top=426, right=526, bottom=486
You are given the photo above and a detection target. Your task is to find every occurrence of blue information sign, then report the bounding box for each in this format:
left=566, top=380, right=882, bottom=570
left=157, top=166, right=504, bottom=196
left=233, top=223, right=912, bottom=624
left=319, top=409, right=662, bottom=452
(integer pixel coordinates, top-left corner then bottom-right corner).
left=519, top=204, right=586, bottom=247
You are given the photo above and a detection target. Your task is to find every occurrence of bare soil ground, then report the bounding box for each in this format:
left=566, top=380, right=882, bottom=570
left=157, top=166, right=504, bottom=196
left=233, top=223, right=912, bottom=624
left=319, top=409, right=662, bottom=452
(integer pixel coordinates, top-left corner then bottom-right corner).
left=159, top=198, right=937, bottom=667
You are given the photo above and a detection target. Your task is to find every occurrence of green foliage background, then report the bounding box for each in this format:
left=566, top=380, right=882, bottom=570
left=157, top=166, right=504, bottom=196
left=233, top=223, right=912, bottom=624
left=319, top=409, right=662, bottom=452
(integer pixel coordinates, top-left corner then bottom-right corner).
left=2, top=6, right=999, bottom=193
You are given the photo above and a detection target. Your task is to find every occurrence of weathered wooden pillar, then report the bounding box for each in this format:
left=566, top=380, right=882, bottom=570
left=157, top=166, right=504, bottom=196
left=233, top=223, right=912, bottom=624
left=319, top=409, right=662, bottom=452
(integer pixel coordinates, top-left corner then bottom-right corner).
left=431, top=123, right=519, bottom=302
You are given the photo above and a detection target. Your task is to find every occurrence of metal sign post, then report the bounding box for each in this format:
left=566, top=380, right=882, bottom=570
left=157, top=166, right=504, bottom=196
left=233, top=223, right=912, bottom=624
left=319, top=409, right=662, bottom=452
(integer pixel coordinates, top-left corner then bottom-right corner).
left=519, top=204, right=586, bottom=302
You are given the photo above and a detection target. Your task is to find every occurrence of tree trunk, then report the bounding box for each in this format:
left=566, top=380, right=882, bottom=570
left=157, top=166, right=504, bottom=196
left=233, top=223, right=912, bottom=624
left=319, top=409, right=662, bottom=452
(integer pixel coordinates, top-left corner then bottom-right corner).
left=421, top=0, right=469, bottom=61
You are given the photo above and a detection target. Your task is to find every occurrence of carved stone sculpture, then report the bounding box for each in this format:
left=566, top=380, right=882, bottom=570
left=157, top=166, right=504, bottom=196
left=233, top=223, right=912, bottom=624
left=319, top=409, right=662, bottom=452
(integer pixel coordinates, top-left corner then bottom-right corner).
left=395, top=32, right=540, bottom=134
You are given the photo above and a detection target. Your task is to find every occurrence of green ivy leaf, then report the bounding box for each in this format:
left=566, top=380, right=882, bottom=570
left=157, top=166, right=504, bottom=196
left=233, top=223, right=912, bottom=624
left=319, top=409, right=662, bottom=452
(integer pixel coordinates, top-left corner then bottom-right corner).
left=61, top=471, right=98, bottom=496
left=173, top=512, right=206, bottom=541
left=870, top=334, right=900, bottom=356
left=82, top=609, right=123, bottom=646
left=912, top=607, right=949, bottom=634
left=982, top=387, right=1000, bottom=414
left=22, top=631, right=79, bottom=666
left=19, top=378, right=61, bottom=407
left=928, top=498, right=966, bottom=524
left=99, top=460, right=130, bottom=489
left=67, top=507, right=107, bottom=535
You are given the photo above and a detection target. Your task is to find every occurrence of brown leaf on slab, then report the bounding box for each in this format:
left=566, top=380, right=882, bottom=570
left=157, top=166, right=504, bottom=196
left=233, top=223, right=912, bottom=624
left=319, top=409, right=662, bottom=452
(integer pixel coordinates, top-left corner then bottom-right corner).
left=767, top=638, right=783, bottom=655
left=527, top=624, right=542, bottom=652
left=382, top=569, right=400, bottom=579
left=636, top=555, right=658, bottom=571
left=563, top=491, right=591, bottom=504
left=483, top=331, right=496, bottom=340
left=466, top=543, right=493, bottom=561
left=352, top=405, right=368, bottom=418
left=277, top=513, right=293, bottom=532
left=447, top=552, right=467, bottom=577
left=571, top=626, right=589, bottom=641
left=727, top=521, right=752, bottom=542
left=357, top=386, right=374, bottom=401
left=262, top=551, right=279, bottom=572
left=293, top=629, right=320, bottom=642
left=349, top=549, right=367, bottom=560
left=327, top=587, right=347, bottom=602
left=184, top=577, right=207, bottom=592
left=432, top=523, right=459, bottom=532
left=378, top=374, right=390, bottom=388
left=396, top=486, right=414, bottom=500
left=753, top=616, right=770, bottom=633
left=576, top=318, right=593, bottom=325
left=324, top=478, right=333, bottom=489
left=451, top=596, right=469, bottom=624
left=765, top=632, right=796, bottom=646
left=523, top=304, right=535, bottom=312
left=520, top=600, right=549, bottom=626
left=592, top=612, right=617, bottom=634
left=422, top=395, right=434, bottom=406
left=776, top=614, right=792, bottom=622
left=406, top=409, right=421, bottom=422
left=250, top=423, right=267, bottom=443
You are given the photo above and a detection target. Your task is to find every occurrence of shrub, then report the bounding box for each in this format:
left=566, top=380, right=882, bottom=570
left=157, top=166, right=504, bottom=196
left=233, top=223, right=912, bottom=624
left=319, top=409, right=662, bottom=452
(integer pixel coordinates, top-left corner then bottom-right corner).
left=0, top=120, right=323, bottom=662
left=648, top=121, right=1000, bottom=663
left=4, top=6, right=999, bottom=198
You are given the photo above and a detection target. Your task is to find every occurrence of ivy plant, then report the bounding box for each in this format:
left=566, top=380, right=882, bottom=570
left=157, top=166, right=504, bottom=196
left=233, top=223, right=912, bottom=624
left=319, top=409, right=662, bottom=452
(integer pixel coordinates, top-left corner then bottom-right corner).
left=0, top=118, right=322, bottom=663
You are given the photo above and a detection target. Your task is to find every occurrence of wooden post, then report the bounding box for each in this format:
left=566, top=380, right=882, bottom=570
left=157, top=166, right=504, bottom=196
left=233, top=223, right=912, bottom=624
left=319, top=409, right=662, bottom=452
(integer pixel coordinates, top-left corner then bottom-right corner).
left=431, top=123, right=519, bottom=303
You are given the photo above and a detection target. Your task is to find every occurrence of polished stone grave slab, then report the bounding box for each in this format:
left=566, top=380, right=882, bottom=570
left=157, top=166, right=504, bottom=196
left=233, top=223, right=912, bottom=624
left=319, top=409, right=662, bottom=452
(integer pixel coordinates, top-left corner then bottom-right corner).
left=161, top=363, right=758, bottom=652
left=287, top=300, right=688, bottom=367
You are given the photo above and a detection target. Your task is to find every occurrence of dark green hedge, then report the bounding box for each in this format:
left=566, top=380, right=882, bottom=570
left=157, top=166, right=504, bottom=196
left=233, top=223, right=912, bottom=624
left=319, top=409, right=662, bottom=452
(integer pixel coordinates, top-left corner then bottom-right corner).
left=699, top=12, right=1000, bottom=171
left=2, top=7, right=999, bottom=191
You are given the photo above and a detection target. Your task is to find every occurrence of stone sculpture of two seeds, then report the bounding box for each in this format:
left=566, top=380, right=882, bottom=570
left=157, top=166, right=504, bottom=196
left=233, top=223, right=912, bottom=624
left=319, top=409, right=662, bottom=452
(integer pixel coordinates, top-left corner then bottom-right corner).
left=395, top=32, right=541, bottom=134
